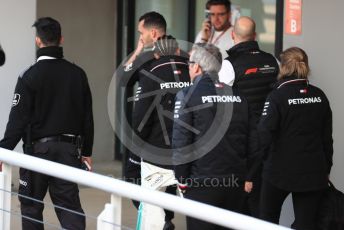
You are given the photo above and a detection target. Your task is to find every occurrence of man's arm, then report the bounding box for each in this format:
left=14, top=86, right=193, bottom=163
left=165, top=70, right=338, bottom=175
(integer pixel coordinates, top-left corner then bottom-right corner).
left=0, top=75, right=33, bottom=150
left=219, top=59, right=235, bottom=86
left=124, top=38, right=144, bottom=67
left=195, top=20, right=212, bottom=43
left=322, top=96, right=333, bottom=174
left=172, top=90, right=193, bottom=184
left=132, top=73, right=157, bottom=142
left=246, top=93, right=280, bottom=182
left=81, top=72, right=94, bottom=157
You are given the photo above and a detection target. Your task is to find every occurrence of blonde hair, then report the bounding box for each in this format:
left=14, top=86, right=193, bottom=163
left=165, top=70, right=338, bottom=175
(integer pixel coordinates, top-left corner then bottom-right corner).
left=278, top=47, right=310, bottom=80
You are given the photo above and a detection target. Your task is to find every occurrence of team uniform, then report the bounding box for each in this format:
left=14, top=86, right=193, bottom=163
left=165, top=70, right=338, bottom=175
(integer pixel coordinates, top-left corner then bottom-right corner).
left=258, top=76, right=333, bottom=229
left=172, top=73, right=258, bottom=230
left=130, top=54, right=190, bottom=230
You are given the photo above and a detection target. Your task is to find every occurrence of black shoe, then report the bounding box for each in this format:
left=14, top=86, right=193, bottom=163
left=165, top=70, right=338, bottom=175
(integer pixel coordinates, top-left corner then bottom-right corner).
left=163, top=220, right=175, bottom=230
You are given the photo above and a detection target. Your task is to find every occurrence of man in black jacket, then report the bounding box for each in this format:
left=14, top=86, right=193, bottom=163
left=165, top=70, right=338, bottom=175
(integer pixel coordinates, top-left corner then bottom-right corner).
left=121, top=12, right=167, bottom=185
left=118, top=12, right=183, bottom=230
left=131, top=35, right=190, bottom=230
left=218, top=16, right=279, bottom=217
left=172, top=43, right=258, bottom=230
left=0, top=17, right=93, bottom=230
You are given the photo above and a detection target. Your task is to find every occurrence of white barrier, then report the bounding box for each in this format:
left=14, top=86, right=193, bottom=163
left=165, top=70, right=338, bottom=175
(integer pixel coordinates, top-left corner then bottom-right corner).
left=0, top=163, right=11, bottom=230
left=97, top=194, right=122, bottom=230
left=0, top=148, right=291, bottom=230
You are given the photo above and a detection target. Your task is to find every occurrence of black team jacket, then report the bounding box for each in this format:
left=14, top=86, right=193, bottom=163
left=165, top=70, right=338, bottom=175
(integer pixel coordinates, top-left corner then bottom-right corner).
left=0, top=46, right=94, bottom=156
left=258, top=76, right=333, bottom=192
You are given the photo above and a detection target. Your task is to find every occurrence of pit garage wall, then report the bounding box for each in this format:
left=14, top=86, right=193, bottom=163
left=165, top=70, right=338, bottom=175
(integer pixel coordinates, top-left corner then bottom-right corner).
left=280, top=0, right=344, bottom=225
left=0, top=0, right=37, bottom=153
left=36, top=0, right=117, bottom=162
left=0, top=0, right=116, bottom=162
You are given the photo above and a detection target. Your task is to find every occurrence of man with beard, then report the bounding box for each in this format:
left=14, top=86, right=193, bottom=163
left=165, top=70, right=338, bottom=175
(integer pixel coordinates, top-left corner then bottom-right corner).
left=195, top=0, right=234, bottom=59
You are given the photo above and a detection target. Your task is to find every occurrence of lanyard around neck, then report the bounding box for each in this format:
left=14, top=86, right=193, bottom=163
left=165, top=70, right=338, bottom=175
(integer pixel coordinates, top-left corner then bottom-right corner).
left=209, top=25, right=230, bottom=44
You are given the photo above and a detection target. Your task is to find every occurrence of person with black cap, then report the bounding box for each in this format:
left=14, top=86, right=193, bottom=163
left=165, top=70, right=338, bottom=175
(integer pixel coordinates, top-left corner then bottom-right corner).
left=0, top=17, right=93, bottom=230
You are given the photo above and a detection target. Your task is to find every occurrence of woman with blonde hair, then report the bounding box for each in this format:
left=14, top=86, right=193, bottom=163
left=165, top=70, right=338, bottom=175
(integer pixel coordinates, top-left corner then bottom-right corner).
left=258, top=47, right=333, bottom=229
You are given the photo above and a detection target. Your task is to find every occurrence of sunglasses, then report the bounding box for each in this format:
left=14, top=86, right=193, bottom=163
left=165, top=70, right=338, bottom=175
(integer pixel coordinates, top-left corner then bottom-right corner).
left=188, top=61, right=196, bottom=66
left=209, top=12, right=228, bottom=17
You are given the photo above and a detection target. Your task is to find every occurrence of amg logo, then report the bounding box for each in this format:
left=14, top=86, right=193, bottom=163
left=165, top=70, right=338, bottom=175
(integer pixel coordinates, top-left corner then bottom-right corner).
left=288, top=97, right=322, bottom=105
left=202, top=95, right=242, bottom=103
left=19, top=179, right=28, bottom=187
left=160, top=82, right=191, bottom=89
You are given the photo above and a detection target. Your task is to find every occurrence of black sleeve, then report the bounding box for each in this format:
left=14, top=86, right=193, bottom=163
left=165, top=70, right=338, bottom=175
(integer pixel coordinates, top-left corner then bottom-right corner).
left=172, top=90, right=193, bottom=184
left=322, top=96, right=333, bottom=174
left=118, top=52, right=154, bottom=87
left=132, top=72, right=157, bottom=142
left=246, top=104, right=261, bottom=181
left=124, top=151, right=141, bottom=183
left=0, top=76, right=33, bottom=150
left=81, top=73, right=94, bottom=156
left=257, top=93, right=281, bottom=162
left=259, top=93, right=280, bottom=146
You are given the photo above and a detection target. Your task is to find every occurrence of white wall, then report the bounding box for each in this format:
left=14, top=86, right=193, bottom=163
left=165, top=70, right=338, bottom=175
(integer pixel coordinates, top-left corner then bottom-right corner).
left=36, top=0, right=116, bottom=162
left=0, top=0, right=116, bottom=162
left=0, top=0, right=36, bottom=153
left=281, top=0, right=344, bottom=226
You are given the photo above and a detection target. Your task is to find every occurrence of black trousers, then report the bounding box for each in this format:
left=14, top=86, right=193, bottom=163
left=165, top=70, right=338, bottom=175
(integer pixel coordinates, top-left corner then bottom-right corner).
left=185, top=182, right=246, bottom=230
left=260, top=179, right=324, bottom=230
left=19, top=142, right=85, bottom=230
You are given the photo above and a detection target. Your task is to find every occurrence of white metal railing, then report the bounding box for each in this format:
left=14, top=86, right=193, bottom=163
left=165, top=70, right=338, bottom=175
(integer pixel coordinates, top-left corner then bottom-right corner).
left=0, top=148, right=291, bottom=230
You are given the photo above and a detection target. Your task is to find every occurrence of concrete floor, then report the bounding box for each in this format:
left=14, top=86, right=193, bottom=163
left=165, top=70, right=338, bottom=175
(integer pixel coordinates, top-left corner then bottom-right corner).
left=8, top=160, right=187, bottom=230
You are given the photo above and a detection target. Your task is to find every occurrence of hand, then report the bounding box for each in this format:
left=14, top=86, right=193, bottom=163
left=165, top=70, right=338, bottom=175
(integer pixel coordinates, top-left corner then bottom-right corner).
left=201, top=19, right=212, bottom=42
left=124, top=38, right=144, bottom=67
left=81, top=156, right=92, bottom=171
left=177, top=183, right=188, bottom=194
left=135, top=38, right=145, bottom=55
left=244, top=181, right=253, bottom=193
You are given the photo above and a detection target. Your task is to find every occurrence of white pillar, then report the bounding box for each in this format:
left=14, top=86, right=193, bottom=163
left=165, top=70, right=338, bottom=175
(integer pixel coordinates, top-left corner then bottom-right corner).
left=0, top=163, right=12, bottom=230
left=97, top=194, right=122, bottom=230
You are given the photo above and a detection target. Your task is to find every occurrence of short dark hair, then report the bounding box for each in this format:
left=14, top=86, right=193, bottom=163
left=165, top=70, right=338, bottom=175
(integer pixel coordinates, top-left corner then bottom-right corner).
left=139, top=11, right=166, bottom=33
left=206, top=0, right=231, bottom=12
left=33, top=17, right=61, bottom=46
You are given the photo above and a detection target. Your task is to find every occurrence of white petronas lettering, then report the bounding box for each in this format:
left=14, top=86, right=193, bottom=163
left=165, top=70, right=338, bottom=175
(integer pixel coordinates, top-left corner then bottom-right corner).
left=288, top=97, right=322, bottom=105
left=202, top=95, right=242, bottom=103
